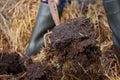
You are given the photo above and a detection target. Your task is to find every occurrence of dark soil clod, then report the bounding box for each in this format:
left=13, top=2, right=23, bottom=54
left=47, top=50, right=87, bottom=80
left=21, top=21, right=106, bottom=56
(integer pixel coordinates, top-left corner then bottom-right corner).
left=0, top=52, right=26, bottom=75
left=25, top=17, right=103, bottom=80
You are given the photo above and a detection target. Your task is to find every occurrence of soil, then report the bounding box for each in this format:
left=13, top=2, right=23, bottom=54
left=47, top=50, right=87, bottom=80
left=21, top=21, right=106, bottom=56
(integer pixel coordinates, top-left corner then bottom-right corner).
left=0, top=52, right=26, bottom=75
left=25, top=17, right=105, bottom=80
left=0, top=17, right=110, bottom=80
left=0, top=0, right=115, bottom=80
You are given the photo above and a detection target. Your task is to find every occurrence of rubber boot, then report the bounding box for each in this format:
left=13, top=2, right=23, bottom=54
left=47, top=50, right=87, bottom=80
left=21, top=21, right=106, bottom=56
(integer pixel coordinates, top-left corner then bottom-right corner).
left=24, top=0, right=65, bottom=56
left=103, top=0, right=120, bottom=62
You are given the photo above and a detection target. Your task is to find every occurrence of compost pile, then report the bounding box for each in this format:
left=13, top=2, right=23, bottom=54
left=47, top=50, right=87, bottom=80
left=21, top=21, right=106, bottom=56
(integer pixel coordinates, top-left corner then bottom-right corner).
left=0, top=17, right=110, bottom=80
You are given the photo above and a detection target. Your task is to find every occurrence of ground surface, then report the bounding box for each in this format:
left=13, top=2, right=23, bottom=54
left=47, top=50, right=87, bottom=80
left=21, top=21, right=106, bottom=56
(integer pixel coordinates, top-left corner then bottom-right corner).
left=0, top=17, right=113, bottom=80
left=0, top=0, right=120, bottom=80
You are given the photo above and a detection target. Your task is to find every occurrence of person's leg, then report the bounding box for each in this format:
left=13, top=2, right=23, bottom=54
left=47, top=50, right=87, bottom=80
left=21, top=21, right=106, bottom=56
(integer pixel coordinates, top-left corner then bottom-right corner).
left=24, top=0, right=65, bottom=56
left=103, top=0, right=120, bottom=62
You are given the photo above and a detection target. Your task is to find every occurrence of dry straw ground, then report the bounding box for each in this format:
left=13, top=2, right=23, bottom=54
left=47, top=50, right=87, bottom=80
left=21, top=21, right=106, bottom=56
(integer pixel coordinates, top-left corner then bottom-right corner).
left=0, top=0, right=120, bottom=80
left=0, top=0, right=39, bottom=53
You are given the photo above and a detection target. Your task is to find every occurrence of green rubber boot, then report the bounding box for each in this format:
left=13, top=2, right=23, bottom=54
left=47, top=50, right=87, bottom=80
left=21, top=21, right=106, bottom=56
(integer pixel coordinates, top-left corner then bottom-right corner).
left=24, top=1, right=65, bottom=56
left=103, top=0, right=120, bottom=62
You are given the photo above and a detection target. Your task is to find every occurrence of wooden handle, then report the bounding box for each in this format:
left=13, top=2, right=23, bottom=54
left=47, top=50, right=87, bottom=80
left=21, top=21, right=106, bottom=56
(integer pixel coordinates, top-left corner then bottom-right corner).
left=48, top=0, right=60, bottom=26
